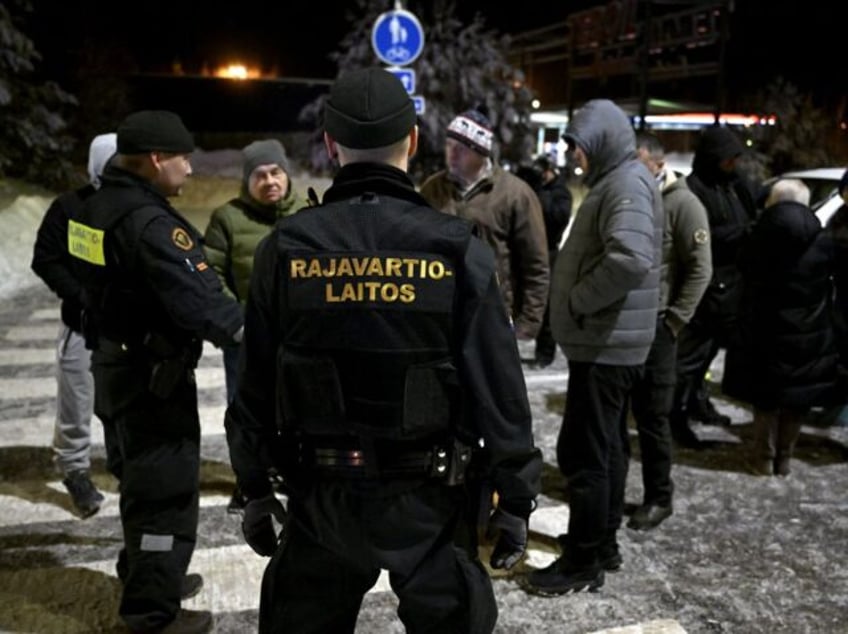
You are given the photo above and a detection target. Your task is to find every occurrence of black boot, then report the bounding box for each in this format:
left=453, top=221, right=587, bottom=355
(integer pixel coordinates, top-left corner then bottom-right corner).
left=670, top=413, right=702, bottom=448
left=525, top=537, right=604, bottom=596
left=775, top=411, right=803, bottom=476
left=62, top=470, right=104, bottom=518
left=689, top=397, right=731, bottom=426
left=748, top=407, right=777, bottom=476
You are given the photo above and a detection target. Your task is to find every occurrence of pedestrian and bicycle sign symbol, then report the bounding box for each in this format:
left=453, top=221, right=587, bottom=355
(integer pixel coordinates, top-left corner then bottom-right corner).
left=372, top=9, right=425, bottom=66
left=386, top=67, right=415, bottom=94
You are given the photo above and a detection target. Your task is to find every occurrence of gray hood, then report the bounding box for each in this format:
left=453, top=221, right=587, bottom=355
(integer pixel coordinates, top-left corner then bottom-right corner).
left=564, top=99, right=635, bottom=186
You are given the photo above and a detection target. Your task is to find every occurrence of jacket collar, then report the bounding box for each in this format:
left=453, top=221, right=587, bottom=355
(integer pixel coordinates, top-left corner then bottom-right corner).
left=322, top=162, right=429, bottom=207
left=99, top=164, right=171, bottom=207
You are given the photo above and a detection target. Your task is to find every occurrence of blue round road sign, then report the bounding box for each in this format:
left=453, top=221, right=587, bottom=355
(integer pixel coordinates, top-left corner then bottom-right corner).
left=371, top=9, right=425, bottom=66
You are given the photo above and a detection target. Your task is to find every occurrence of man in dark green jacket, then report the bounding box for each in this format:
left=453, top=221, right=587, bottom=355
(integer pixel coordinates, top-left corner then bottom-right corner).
left=204, top=139, right=303, bottom=402
left=204, top=139, right=304, bottom=513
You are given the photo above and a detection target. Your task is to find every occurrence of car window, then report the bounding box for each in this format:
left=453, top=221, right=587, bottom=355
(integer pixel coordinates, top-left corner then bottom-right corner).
left=802, top=179, right=839, bottom=209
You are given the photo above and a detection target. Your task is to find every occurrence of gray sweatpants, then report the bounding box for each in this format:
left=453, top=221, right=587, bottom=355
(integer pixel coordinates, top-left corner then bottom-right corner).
left=52, top=326, right=94, bottom=475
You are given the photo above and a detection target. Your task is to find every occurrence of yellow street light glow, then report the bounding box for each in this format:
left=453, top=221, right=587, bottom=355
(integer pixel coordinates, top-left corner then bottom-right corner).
left=215, top=64, right=260, bottom=80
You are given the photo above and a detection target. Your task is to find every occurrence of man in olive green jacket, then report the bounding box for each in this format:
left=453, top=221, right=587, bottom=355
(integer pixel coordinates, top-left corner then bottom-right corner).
left=204, top=139, right=303, bottom=511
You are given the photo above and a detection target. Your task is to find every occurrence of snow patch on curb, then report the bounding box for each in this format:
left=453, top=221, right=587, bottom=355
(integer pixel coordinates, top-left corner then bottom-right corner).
left=0, top=194, right=52, bottom=301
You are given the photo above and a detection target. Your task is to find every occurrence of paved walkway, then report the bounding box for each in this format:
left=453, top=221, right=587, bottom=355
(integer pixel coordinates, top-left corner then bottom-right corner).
left=0, top=284, right=845, bottom=633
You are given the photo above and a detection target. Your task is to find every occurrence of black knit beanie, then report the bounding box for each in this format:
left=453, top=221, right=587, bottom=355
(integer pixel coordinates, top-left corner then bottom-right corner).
left=324, top=68, right=417, bottom=149
left=117, top=110, right=194, bottom=154
left=697, top=126, right=745, bottom=162
left=242, top=139, right=290, bottom=183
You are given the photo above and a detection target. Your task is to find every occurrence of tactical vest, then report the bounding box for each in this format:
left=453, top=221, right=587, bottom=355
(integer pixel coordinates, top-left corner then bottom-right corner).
left=274, top=193, right=473, bottom=448
left=69, top=184, right=170, bottom=346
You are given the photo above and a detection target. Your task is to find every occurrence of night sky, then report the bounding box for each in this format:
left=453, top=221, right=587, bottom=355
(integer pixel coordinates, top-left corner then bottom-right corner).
left=21, top=1, right=845, bottom=108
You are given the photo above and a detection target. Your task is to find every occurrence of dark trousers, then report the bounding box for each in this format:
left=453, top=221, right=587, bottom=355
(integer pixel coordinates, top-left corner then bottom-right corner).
left=557, top=361, right=642, bottom=562
left=673, top=321, right=721, bottom=420
left=631, top=317, right=677, bottom=506
left=223, top=343, right=240, bottom=405
left=672, top=285, right=739, bottom=423
left=92, top=352, right=200, bottom=632
left=259, top=481, right=497, bottom=634
left=534, top=250, right=559, bottom=364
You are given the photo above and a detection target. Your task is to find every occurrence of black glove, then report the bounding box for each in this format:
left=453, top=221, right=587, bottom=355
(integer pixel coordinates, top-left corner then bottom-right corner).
left=486, top=507, right=528, bottom=570
left=242, top=493, right=287, bottom=557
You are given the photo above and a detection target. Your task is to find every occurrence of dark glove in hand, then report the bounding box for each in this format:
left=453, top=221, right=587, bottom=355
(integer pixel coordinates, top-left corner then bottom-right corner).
left=242, top=493, right=287, bottom=557
left=486, top=507, right=528, bottom=570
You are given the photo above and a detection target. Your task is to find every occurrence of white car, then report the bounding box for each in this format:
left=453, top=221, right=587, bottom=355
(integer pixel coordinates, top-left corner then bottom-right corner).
left=767, top=167, right=845, bottom=227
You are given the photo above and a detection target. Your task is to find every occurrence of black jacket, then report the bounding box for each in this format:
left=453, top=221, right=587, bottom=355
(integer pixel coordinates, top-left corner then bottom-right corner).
left=74, top=166, right=242, bottom=349
left=537, top=175, right=572, bottom=251
left=225, top=162, right=541, bottom=511
left=726, top=200, right=838, bottom=408
left=31, top=185, right=96, bottom=332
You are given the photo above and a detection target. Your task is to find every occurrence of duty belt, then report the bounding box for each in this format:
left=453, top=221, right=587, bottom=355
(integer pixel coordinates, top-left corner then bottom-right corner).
left=301, top=439, right=472, bottom=484
left=96, top=337, right=137, bottom=356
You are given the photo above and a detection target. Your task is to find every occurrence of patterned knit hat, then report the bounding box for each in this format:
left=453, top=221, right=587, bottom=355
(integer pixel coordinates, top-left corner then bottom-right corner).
left=446, top=109, right=494, bottom=157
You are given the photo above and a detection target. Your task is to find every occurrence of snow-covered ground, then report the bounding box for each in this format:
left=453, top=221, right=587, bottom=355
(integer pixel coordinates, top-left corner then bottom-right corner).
left=0, top=149, right=253, bottom=303
left=0, top=193, right=51, bottom=301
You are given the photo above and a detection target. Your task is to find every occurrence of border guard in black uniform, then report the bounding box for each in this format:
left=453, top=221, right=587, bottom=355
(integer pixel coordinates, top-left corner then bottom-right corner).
left=70, top=111, right=243, bottom=634
left=225, top=68, right=542, bottom=633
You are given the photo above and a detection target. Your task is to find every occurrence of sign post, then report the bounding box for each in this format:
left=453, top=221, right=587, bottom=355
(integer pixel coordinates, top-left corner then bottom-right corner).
left=372, top=5, right=425, bottom=115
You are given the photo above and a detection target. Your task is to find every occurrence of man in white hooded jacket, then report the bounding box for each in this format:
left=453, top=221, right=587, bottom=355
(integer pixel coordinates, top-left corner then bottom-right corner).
left=31, top=133, right=117, bottom=518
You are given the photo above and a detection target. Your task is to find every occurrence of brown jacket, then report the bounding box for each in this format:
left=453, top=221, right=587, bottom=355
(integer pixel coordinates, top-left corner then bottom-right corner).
left=420, top=165, right=549, bottom=338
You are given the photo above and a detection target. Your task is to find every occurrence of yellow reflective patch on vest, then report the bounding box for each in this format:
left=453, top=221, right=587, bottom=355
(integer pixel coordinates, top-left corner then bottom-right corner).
left=67, top=220, right=106, bottom=266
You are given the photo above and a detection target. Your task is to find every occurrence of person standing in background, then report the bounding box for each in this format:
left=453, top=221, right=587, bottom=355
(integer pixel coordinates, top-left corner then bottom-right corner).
left=731, top=179, right=838, bottom=476
left=203, top=139, right=303, bottom=514
left=628, top=132, right=711, bottom=530
left=529, top=155, right=572, bottom=367
left=419, top=108, right=549, bottom=340
left=826, top=170, right=848, bottom=380
left=671, top=126, right=758, bottom=440
left=31, top=133, right=116, bottom=518
left=204, top=139, right=302, bottom=403
left=524, top=99, right=663, bottom=595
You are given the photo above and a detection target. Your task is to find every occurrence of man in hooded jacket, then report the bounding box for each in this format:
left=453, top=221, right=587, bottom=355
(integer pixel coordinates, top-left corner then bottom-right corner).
left=31, top=133, right=116, bottom=518
left=670, top=126, right=758, bottom=443
left=524, top=99, right=663, bottom=596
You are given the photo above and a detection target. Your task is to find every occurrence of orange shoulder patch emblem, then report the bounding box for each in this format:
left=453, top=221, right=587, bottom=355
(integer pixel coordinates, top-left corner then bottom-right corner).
left=172, top=227, right=194, bottom=251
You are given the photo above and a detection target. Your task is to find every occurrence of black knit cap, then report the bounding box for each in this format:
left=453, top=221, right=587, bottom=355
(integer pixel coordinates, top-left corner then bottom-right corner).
left=117, top=110, right=195, bottom=155
left=697, top=125, right=745, bottom=162
left=324, top=68, right=416, bottom=149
